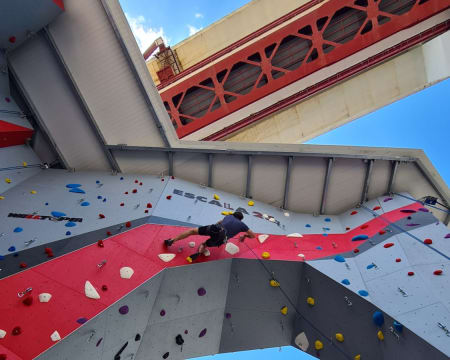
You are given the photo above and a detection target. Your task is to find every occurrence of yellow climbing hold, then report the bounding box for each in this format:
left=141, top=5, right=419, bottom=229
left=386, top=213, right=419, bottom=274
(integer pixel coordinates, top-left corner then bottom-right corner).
left=30, top=190, right=37, bottom=194
left=280, top=306, right=288, bottom=315
left=22, top=161, right=28, bottom=167
left=221, top=211, right=228, bottom=215
left=0, top=196, right=4, bottom=200
left=186, top=256, right=193, bottom=263
left=314, top=340, right=323, bottom=350
left=248, top=200, right=254, bottom=206
left=306, top=297, right=315, bottom=306
left=377, top=330, right=384, bottom=341
left=270, top=279, right=280, bottom=287
left=335, top=333, right=344, bottom=342
left=262, top=251, right=270, bottom=259
left=354, top=355, right=361, bottom=360
left=5, top=178, right=11, bottom=184
left=214, top=194, right=220, bottom=200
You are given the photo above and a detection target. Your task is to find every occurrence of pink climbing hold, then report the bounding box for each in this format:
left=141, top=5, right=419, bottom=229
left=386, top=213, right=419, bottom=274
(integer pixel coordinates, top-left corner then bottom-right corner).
left=384, top=243, right=394, bottom=248
left=408, top=271, right=414, bottom=276
left=160, top=310, right=166, bottom=316
left=433, top=270, right=443, bottom=275
left=424, top=239, right=432, bottom=245
left=161, top=178, right=165, bottom=182
left=350, top=211, right=358, bottom=215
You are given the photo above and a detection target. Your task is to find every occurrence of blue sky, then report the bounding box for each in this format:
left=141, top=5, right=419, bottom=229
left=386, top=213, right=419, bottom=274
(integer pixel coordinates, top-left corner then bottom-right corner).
left=119, top=1, right=448, bottom=359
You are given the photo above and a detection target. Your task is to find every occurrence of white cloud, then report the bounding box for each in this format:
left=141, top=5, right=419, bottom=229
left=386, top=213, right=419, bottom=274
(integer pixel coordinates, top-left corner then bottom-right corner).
left=125, top=13, right=169, bottom=54
left=195, top=13, right=204, bottom=18
left=187, top=24, right=202, bottom=36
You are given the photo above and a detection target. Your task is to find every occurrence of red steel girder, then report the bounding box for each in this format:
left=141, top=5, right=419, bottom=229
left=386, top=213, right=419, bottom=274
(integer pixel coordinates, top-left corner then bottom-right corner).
left=160, top=0, right=450, bottom=138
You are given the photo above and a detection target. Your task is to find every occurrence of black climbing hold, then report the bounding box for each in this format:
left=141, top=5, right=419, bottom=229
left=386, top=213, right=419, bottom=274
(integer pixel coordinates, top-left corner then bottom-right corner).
left=162, top=352, right=169, bottom=359
left=175, top=334, right=184, bottom=346
left=135, top=333, right=141, bottom=341
left=114, top=341, right=128, bottom=360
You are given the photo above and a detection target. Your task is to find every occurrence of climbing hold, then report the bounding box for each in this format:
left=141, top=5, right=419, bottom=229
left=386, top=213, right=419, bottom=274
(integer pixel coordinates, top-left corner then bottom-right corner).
left=160, top=310, right=166, bottom=316
left=367, top=263, right=376, bottom=269
left=225, top=242, right=240, bottom=255
left=401, top=209, right=416, bottom=213
left=135, top=333, right=141, bottom=341
left=258, top=234, right=269, bottom=243
left=373, top=206, right=381, bottom=210
left=298, top=253, right=305, bottom=259
left=97, top=240, right=104, bottom=248
left=96, top=338, right=103, bottom=347
left=373, top=311, right=384, bottom=326
left=314, top=340, right=323, bottom=350
left=316, top=246, right=323, bottom=250
left=97, top=196, right=102, bottom=199
left=166, top=195, right=172, bottom=200
left=379, top=230, right=386, bottom=235
left=120, top=267, right=134, bottom=279
left=213, top=194, right=220, bottom=200
left=145, top=210, right=149, bottom=214
left=0, top=196, right=4, bottom=200
left=262, top=214, right=269, bottom=219
left=360, top=224, right=368, bottom=229
left=134, top=180, right=138, bottom=184
left=358, top=290, right=369, bottom=297
left=305, top=224, right=311, bottom=228
left=66, top=184, right=82, bottom=188
left=19, top=262, right=27, bottom=269
left=225, top=313, right=232, bottom=319
left=69, top=188, right=85, bottom=194
left=352, top=235, right=369, bottom=241
left=384, top=197, right=393, bottom=202
left=65, top=222, right=76, bottom=227
left=30, top=190, right=37, bottom=194
left=162, top=352, right=169, bottom=359
left=50, top=330, right=61, bottom=342
left=76, top=318, right=88, bottom=324
left=335, top=333, right=344, bottom=342
left=197, top=287, right=206, bottom=296
left=119, top=305, right=129, bottom=315
left=120, top=203, right=124, bottom=206
left=306, top=297, right=315, bottom=306
left=199, top=328, right=207, bottom=338
left=445, top=233, right=450, bottom=239
left=12, top=327, right=21, bottom=336
left=341, top=279, right=350, bottom=285
left=406, top=223, right=420, bottom=227
left=140, top=182, right=143, bottom=185
left=132, top=189, right=137, bottom=194
left=324, top=218, right=331, bottom=222
left=294, top=332, right=309, bottom=351
left=353, top=249, right=360, bottom=253
left=158, top=253, right=175, bottom=262
left=125, top=192, right=128, bottom=195
left=262, top=251, right=270, bottom=259
left=221, top=211, right=228, bottom=216
left=270, top=279, right=280, bottom=287
left=120, top=177, right=124, bottom=180
left=334, top=255, right=345, bottom=263
left=395, top=258, right=401, bottom=263
left=5, top=178, right=11, bottom=184
left=424, top=238, right=432, bottom=245
left=22, top=161, right=28, bottom=167
left=125, top=221, right=131, bottom=228
left=80, top=202, right=90, bottom=206
left=147, top=203, right=152, bottom=208
left=106, top=231, right=112, bottom=236
left=101, top=285, right=108, bottom=291
left=287, top=233, right=303, bottom=238
left=98, top=214, right=105, bottom=219
left=350, top=210, right=358, bottom=215
left=433, top=270, right=443, bottom=275
left=51, top=211, right=66, bottom=217
left=22, top=296, right=33, bottom=306
left=85, top=281, right=100, bottom=299
left=203, top=249, right=211, bottom=257
left=346, top=227, right=350, bottom=231
left=175, top=334, right=184, bottom=346
left=393, top=321, right=403, bottom=332
left=354, top=355, right=361, bottom=360
left=377, top=330, right=384, bottom=341
left=0, top=329, right=5, bottom=338
left=384, top=243, right=394, bottom=248
left=39, top=293, right=52, bottom=303
left=248, top=200, right=254, bottom=206
left=13, top=227, right=23, bottom=233
left=280, top=306, right=288, bottom=315
left=408, top=271, right=414, bottom=276
left=189, top=241, right=195, bottom=248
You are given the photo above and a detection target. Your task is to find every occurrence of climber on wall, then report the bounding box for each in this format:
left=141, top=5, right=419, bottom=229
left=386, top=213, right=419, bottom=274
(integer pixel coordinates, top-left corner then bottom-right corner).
left=164, top=211, right=256, bottom=262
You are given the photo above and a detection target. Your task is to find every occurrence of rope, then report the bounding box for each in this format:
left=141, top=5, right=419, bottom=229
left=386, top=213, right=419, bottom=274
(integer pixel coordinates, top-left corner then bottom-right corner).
left=242, top=241, right=354, bottom=360
left=360, top=205, right=450, bottom=261
left=0, top=164, right=42, bottom=172
left=393, top=193, right=450, bottom=214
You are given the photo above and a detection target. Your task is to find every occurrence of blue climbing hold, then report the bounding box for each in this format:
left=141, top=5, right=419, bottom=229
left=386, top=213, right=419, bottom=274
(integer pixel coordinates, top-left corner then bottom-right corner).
left=66, top=184, right=82, bottom=188
left=51, top=211, right=66, bottom=218
left=316, top=246, right=323, bottom=250
left=358, top=290, right=369, bottom=297
left=0, top=255, right=4, bottom=260
left=80, top=202, right=90, bottom=206
left=341, top=279, right=350, bottom=285
left=103, top=198, right=107, bottom=202
left=367, top=263, right=376, bottom=269
left=65, top=222, right=76, bottom=227
left=305, top=224, right=311, bottom=228
left=66, top=231, right=71, bottom=236
left=76, top=318, right=88, bottom=324
left=69, top=188, right=85, bottom=194
left=334, top=255, right=346, bottom=263
left=373, top=311, right=384, bottom=326
left=324, top=218, right=331, bottom=222
left=13, top=227, right=23, bottom=233
left=323, top=227, right=330, bottom=231
left=352, top=235, right=369, bottom=241
left=322, top=233, right=328, bottom=237
left=120, top=177, right=124, bottom=180
left=393, top=321, right=403, bottom=332
left=96, top=180, right=100, bottom=184
left=97, top=196, right=102, bottom=199
left=45, top=202, right=49, bottom=206
left=8, top=246, right=16, bottom=252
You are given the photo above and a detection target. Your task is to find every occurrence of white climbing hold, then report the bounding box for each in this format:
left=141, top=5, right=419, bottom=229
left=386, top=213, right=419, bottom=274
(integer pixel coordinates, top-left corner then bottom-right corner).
left=85, top=281, right=100, bottom=299
left=50, top=330, right=61, bottom=342
left=158, top=254, right=176, bottom=263
left=120, top=266, right=135, bottom=278
left=189, top=241, right=195, bottom=248
left=287, top=233, right=303, bottom=238
left=269, top=218, right=276, bottom=222
left=298, top=253, right=305, bottom=259
left=284, top=212, right=290, bottom=217
left=203, top=249, right=210, bottom=257
left=262, top=214, right=269, bottom=219
left=258, top=234, right=269, bottom=244
left=295, top=332, right=309, bottom=351
left=0, top=329, right=6, bottom=338
left=225, top=242, right=240, bottom=255
left=39, top=293, right=52, bottom=303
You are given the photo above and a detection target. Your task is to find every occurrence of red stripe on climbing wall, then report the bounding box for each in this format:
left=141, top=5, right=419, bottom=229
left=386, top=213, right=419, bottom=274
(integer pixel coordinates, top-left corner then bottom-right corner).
left=52, top=0, right=64, bottom=10
left=0, top=120, right=33, bottom=148
left=0, top=202, right=422, bottom=359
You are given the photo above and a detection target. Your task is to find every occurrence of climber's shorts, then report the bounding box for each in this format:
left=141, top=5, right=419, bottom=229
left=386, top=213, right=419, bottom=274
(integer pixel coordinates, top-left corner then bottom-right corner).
left=198, top=224, right=226, bottom=247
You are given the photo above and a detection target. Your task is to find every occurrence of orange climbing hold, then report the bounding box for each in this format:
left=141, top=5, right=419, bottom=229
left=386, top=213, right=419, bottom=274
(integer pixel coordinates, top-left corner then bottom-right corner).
left=350, top=211, right=358, bottom=215
left=424, top=239, right=432, bottom=245
left=384, top=243, right=394, bottom=248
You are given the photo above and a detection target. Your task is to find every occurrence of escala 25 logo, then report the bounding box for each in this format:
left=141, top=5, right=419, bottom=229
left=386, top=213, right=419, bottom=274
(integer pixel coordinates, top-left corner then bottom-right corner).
left=172, top=189, right=281, bottom=227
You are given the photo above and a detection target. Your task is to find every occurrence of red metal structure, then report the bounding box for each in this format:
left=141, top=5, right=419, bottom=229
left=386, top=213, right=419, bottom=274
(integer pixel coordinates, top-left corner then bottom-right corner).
left=158, top=0, right=449, bottom=138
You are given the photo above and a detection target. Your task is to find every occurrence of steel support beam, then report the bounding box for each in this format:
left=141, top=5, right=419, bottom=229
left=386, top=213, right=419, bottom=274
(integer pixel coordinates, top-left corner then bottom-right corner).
left=208, top=153, right=213, bottom=187
left=43, top=28, right=121, bottom=173
left=245, top=155, right=252, bottom=199
left=168, top=152, right=173, bottom=176
left=320, top=158, right=334, bottom=215
left=387, top=160, right=399, bottom=195
left=282, top=156, right=293, bottom=210
left=360, top=160, right=374, bottom=205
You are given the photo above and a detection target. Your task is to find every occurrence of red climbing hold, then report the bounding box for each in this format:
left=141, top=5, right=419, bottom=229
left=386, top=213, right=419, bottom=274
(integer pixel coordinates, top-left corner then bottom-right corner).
left=132, top=189, right=137, bottom=194
left=106, top=231, right=112, bottom=236
left=139, top=182, right=143, bottom=186
left=125, top=192, right=128, bottom=195
left=145, top=210, right=149, bottom=214
left=98, top=240, right=104, bottom=247
left=125, top=221, right=131, bottom=228
left=161, top=178, right=165, bottom=181
left=19, top=262, right=27, bottom=269
left=44, top=247, right=52, bottom=254
left=350, top=211, right=358, bottom=215
left=12, top=326, right=21, bottom=335
left=424, top=239, right=432, bottom=245
left=47, top=251, right=54, bottom=258
left=120, top=203, right=124, bottom=206
left=0, top=353, right=7, bottom=360
left=379, top=230, right=386, bottom=235
left=99, top=214, right=105, bottom=219
left=171, top=176, right=175, bottom=179
left=384, top=243, right=394, bottom=248
left=434, top=270, right=443, bottom=275
left=101, top=285, right=108, bottom=291
left=346, top=227, right=350, bottom=231
left=353, top=249, right=360, bottom=253
left=147, top=203, right=152, bottom=208
left=408, top=271, right=414, bottom=276
left=9, top=36, right=16, bottom=43
left=135, top=180, right=138, bottom=184
left=373, top=206, right=381, bottom=210
left=395, top=258, right=401, bottom=263
left=360, top=224, right=369, bottom=229
left=22, top=297, right=33, bottom=306
left=166, top=195, right=172, bottom=200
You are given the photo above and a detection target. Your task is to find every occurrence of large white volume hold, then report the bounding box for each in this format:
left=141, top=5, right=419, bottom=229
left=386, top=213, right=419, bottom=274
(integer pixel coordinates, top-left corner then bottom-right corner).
left=287, top=233, right=303, bottom=237
left=158, top=254, right=176, bottom=262
left=258, top=234, right=269, bottom=244
left=51, top=330, right=61, bottom=342
left=295, top=332, right=309, bottom=351
left=0, top=329, right=6, bottom=338
left=85, top=281, right=100, bottom=299
left=120, top=266, right=134, bottom=279
left=225, top=242, right=239, bottom=255
left=39, top=293, right=52, bottom=303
